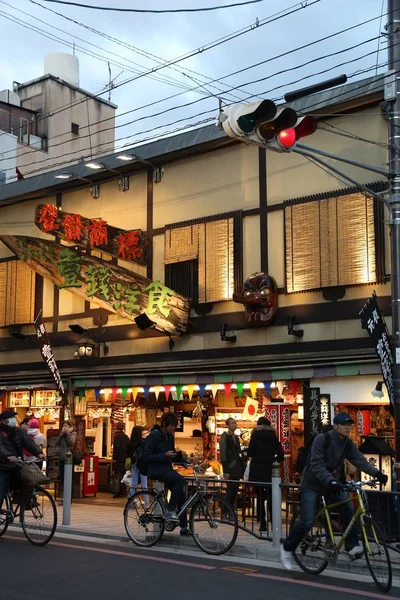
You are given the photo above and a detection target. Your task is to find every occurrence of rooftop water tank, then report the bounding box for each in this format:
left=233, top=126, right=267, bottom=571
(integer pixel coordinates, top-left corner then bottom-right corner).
left=44, top=53, right=80, bottom=87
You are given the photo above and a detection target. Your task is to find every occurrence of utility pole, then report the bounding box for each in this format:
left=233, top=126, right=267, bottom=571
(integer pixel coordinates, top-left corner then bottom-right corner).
left=387, top=0, right=400, bottom=478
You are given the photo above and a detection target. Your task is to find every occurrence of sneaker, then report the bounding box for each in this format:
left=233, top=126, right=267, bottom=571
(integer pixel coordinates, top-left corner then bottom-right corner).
left=348, top=545, right=363, bottom=558
left=164, top=510, right=180, bottom=523
left=180, top=527, right=192, bottom=536
left=280, top=545, right=293, bottom=570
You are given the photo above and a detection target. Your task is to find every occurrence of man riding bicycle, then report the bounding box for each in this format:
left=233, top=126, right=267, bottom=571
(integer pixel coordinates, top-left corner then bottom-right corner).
left=0, top=410, right=45, bottom=512
left=143, top=412, right=190, bottom=536
left=281, top=412, right=388, bottom=570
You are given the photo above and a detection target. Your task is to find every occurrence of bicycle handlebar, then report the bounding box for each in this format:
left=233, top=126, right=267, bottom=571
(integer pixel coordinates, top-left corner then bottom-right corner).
left=338, top=479, right=378, bottom=491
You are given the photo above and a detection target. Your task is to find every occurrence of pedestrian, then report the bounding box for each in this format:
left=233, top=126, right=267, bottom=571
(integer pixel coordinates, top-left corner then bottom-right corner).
left=219, top=417, right=245, bottom=510
left=55, top=420, right=77, bottom=506
left=0, top=410, right=44, bottom=511
left=112, top=422, right=130, bottom=498
left=20, top=417, right=30, bottom=432
left=143, top=413, right=190, bottom=536
left=128, top=425, right=148, bottom=497
left=247, top=417, right=284, bottom=532
left=24, top=418, right=47, bottom=469
left=280, top=412, right=388, bottom=570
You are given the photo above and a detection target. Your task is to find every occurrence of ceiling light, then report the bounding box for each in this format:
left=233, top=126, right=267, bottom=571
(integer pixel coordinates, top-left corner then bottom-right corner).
left=54, top=173, right=74, bottom=180
left=86, top=161, right=104, bottom=170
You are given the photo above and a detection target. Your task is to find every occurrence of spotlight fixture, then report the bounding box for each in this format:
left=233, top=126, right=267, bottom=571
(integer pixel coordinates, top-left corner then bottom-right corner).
left=54, top=172, right=74, bottom=180
left=90, top=184, right=101, bottom=199
left=85, top=161, right=105, bottom=170
left=134, top=313, right=174, bottom=350
left=287, top=315, right=304, bottom=338
left=371, top=381, right=384, bottom=399
left=118, top=175, right=129, bottom=192
left=220, top=324, right=236, bottom=343
left=69, top=324, right=109, bottom=357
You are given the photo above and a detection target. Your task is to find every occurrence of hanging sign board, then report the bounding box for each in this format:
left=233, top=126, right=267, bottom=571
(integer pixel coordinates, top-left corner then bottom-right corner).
left=34, top=310, right=65, bottom=401
left=1, top=235, right=190, bottom=336
left=35, top=204, right=149, bottom=267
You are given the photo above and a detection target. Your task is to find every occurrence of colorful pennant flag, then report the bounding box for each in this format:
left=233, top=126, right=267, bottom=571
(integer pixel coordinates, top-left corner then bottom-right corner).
left=263, top=381, right=271, bottom=397
left=249, top=382, right=258, bottom=398
left=187, top=384, right=196, bottom=401
left=95, top=389, right=100, bottom=401
left=209, top=384, right=220, bottom=400
left=153, top=386, right=162, bottom=400
left=143, top=386, right=150, bottom=401
left=163, top=385, right=172, bottom=400
left=224, top=383, right=233, bottom=398
left=198, top=384, right=206, bottom=399
left=122, top=387, right=128, bottom=401
left=78, top=389, right=85, bottom=401
left=288, top=380, right=298, bottom=396
left=132, top=387, right=140, bottom=402
left=111, top=388, right=117, bottom=401
left=236, top=382, right=244, bottom=398
left=176, top=385, right=184, bottom=401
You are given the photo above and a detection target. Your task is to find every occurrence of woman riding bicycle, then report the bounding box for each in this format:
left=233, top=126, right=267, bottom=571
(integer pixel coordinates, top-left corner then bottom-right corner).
left=281, top=412, right=388, bottom=570
left=0, top=410, right=45, bottom=511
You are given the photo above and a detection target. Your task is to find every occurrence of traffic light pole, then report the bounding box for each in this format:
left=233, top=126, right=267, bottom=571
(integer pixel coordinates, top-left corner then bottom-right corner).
left=387, top=0, right=400, bottom=479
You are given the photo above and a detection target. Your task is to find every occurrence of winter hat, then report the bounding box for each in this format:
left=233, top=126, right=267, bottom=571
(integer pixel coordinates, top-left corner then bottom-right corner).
left=28, top=418, right=40, bottom=428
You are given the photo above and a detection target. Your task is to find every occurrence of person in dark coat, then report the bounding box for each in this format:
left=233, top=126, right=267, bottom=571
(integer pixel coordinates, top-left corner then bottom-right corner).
left=219, top=417, right=245, bottom=509
left=143, top=413, right=190, bottom=535
left=0, top=410, right=44, bottom=511
left=247, top=417, right=284, bottom=532
left=112, top=422, right=130, bottom=498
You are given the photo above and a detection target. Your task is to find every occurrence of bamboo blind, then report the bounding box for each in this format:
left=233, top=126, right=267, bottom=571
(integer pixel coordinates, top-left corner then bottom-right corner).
left=0, top=260, right=36, bottom=327
left=285, top=193, right=377, bottom=293
left=165, top=216, right=235, bottom=303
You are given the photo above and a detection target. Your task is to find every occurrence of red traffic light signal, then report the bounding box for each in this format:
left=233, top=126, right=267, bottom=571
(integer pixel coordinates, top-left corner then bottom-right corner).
left=277, top=116, right=318, bottom=151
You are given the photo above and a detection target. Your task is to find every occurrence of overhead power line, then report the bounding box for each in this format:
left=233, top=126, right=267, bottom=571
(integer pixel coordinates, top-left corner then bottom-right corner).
left=37, top=0, right=267, bottom=13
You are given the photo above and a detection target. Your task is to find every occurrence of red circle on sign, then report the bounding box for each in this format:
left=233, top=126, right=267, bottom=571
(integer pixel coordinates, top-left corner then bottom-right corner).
left=248, top=405, right=256, bottom=415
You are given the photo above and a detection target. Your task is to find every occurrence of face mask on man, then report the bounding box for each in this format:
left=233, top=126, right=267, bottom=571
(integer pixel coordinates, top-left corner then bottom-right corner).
left=7, top=417, right=17, bottom=427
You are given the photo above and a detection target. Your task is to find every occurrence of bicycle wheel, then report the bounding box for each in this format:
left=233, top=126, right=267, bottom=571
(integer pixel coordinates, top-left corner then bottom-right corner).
left=0, top=493, right=11, bottom=537
left=292, top=511, right=329, bottom=574
left=124, top=490, right=165, bottom=547
left=21, top=486, right=57, bottom=546
left=361, top=515, right=392, bottom=593
left=190, top=495, right=238, bottom=555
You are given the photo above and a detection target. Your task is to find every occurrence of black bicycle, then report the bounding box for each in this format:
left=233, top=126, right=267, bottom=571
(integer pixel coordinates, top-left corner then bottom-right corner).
left=124, top=464, right=238, bottom=555
left=0, top=460, right=57, bottom=546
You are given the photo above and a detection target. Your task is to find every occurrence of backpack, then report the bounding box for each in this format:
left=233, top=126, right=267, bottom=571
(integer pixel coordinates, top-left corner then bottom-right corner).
left=295, top=432, right=330, bottom=474
left=23, top=433, right=36, bottom=458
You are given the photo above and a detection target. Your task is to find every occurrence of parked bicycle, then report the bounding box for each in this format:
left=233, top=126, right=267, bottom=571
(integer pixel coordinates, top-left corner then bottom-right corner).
left=124, top=463, right=238, bottom=555
left=0, top=459, right=57, bottom=546
left=291, top=480, right=392, bottom=593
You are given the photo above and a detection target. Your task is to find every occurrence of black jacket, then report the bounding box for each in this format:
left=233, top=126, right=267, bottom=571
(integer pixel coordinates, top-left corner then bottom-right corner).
left=143, top=426, right=175, bottom=478
left=112, top=430, right=130, bottom=463
left=0, top=426, right=41, bottom=471
left=247, top=426, right=284, bottom=482
left=219, top=431, right=245, bottom=480
left=302, top=429, right=380, bottom=492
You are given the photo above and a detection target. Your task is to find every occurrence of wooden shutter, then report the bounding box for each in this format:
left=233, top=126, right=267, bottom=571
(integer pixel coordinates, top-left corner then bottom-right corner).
left=0, top=260, right=36, bottom=327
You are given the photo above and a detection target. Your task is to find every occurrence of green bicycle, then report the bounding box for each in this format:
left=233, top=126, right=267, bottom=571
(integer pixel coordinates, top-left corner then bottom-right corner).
left=291, top=480, right=392, bottom=593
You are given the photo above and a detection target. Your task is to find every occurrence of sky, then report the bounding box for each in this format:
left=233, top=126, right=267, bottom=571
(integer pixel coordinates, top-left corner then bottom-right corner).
left=0, top=0, right=387, bottom=168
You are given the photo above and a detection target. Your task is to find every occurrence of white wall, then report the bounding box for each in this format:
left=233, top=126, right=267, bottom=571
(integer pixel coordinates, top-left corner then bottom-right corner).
left=0, top=132, right=17, bottom=184
left=312, top=375, right=390, bottom=407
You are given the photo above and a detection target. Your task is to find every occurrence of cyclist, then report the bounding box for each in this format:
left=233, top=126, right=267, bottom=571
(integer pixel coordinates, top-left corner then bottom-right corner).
left=143, top=412, right=190, bottom=536
left=281, top=412, right=388, bottom=570
left=0, top=410, right=45, bottom=513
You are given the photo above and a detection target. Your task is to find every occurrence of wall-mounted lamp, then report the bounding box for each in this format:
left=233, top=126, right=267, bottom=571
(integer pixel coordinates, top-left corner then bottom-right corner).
left=118, top=175, right=129, bottom=192
left=69, top=324, right=109, bottom=358
left=85, top=161, right=105, bottom=170
left=134, top=313, right=174, bottom=350
left=115, top=152, right=164, bottom=183
left=287, top=316, right=304, bottom=338
left=90, top=184, right=100, bottom=199
left=371, top=381, right=384, bottom=399
left=220, top=324, right=236, bottom=343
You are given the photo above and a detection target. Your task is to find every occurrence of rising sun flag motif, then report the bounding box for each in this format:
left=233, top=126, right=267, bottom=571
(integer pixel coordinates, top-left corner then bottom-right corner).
left=242, top=397, right=259, bottom=421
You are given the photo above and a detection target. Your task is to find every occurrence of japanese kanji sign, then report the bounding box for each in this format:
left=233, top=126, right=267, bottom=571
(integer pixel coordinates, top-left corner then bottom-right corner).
left=360, top=292, right=394, bottom=409
left=1, top=235, right=190, bottom=335
left=279, top=405, right=291, bottom=455
left=303, top=386, right=321, bottom=444
left=34, top=311, right=65, bottom=401
left=35, top=204, right=149, bottom=267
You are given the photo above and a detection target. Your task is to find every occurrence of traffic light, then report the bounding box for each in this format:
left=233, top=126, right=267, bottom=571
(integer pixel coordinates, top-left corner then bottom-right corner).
left=218, top=100, right=317, bottom=152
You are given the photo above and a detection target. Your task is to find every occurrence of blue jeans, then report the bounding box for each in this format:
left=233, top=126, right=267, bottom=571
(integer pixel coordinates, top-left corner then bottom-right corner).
left=129, top=466, right=148, bottom=497
left=284, top=486, right=358, bottom=552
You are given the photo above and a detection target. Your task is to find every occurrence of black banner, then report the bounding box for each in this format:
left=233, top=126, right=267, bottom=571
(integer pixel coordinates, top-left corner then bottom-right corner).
left=360, top=292, right=394, bottom=409
left=34, top=310, right=65, bottom=401
left=303, top=386, right=321, bottom=443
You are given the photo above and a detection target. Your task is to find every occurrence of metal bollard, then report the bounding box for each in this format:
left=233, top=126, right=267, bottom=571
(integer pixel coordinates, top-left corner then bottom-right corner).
left=62, top=451, right=73, bottom=526
left=271, top=462, right=282, bottom=549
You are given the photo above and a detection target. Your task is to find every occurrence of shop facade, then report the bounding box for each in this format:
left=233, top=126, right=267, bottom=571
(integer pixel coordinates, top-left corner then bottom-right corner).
left=0, top=74, right=394, bottom=488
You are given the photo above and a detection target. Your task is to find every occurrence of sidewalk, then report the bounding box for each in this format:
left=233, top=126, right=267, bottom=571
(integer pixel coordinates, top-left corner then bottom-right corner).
left=16, top=499, right=400, bottom=577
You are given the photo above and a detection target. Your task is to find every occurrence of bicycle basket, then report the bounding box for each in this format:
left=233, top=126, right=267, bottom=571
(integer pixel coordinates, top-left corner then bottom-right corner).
left=196, top=477, right=208, bottom=493
left=19, top=462, right=49, bottom=486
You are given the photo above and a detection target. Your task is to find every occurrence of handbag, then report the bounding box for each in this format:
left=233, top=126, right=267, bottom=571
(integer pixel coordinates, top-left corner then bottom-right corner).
left=20, top=462, right=50, bottom=486
left=109, top=474, right=120, bottom=495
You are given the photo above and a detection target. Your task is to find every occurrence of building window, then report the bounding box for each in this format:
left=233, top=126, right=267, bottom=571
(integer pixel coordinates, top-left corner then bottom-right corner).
left=71, top=122, right=79, bottom=135
left=164, top=211, right=243, bottom=304
left=19, top=118, right=29, bottom=143
left=0, top=260, right=36, bottom=327
left=284, top=186, right=386, bottom=293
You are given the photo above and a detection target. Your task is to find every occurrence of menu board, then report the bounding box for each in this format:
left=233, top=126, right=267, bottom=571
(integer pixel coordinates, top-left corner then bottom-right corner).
left=46, top=428, right=60, bottom=482
left=35, top=390, right=57, bottom=407
left=9, top=390, right=30, bottom=407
